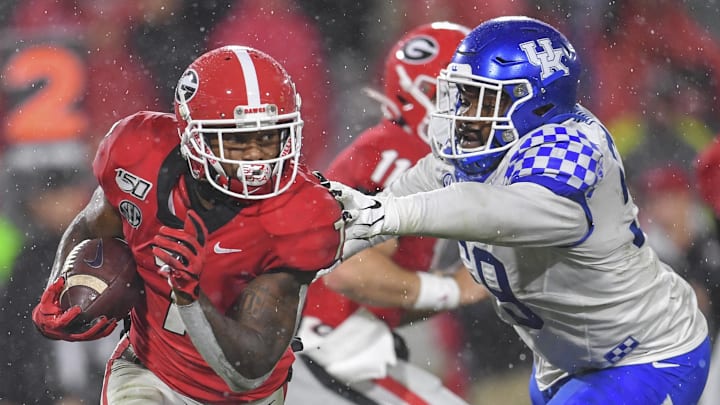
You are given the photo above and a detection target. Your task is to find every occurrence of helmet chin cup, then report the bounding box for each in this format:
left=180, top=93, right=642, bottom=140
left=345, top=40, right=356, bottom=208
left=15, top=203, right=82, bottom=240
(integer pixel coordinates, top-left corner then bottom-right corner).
left=238, top=162, right=271, bottom=187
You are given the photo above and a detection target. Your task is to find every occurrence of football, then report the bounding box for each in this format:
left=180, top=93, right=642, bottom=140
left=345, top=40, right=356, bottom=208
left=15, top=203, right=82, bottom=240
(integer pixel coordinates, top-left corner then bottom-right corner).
left=59, top=237, right=143, bottom=331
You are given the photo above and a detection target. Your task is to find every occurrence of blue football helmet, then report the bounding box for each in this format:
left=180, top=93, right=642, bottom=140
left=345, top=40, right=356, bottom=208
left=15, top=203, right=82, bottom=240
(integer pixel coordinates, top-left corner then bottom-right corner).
left=431, top=16, right=581, bottom=180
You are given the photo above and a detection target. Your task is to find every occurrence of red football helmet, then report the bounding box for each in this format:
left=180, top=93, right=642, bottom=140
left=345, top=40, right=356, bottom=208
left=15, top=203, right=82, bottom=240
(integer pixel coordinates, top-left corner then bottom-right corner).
left=174, top=45, right=303, bottom=200
left=370, top=22, right=469, bottom=143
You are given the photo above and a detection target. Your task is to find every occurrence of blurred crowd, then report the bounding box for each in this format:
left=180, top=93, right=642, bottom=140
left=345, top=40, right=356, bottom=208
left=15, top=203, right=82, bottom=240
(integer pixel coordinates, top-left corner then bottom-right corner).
left=2, top=0, right=720, bottom=404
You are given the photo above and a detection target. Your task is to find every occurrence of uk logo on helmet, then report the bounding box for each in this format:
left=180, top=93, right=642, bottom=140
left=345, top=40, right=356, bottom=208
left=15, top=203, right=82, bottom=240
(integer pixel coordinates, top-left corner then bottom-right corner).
left=518, top=38, right=570, bottom=80
left=400, top=36, right=439, bottom=64
left=175, top=69, right=199, bottom=103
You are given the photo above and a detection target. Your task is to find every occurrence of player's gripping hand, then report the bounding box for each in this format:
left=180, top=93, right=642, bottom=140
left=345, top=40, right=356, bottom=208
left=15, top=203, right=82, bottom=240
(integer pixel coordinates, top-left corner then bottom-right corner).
left=313, top=171, right=394, bottom=237
left=343, top=191, right=387, bottom=240
left=32, top=277, right=118, bottom=341
left=153, top=210, right=208, bottom=302
left=313, top=171, right=398, bottom=260
left=312, top=170, right=350, bottom=202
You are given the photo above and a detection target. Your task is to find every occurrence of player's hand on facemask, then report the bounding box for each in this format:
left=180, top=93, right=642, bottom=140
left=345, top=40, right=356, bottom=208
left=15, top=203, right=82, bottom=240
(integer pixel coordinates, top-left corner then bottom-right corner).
left=153, top=210, right=208, bottom=302
left=32, top=277, right=118, bottom=341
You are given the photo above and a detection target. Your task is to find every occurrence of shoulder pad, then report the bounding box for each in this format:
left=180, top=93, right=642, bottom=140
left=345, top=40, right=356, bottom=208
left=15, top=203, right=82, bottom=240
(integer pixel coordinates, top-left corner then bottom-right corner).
left=92, top=112, right=177, bottom=180
left=505, top=125, right=604, bottom=195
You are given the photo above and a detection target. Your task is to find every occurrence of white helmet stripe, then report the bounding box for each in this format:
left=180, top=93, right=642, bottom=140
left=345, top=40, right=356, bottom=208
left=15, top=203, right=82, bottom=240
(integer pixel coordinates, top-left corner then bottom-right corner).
left=232, top=47, right=261, bottom=106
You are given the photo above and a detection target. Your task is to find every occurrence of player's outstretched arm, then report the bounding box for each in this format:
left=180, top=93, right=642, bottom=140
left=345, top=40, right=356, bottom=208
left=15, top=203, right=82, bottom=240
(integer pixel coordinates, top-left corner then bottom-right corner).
left=176, top=269, right=314, bottom=392
left=399, top=267, right=490, bottom=325
left=322, top=240, right=420, bottom=308
left=325, top=242, right=488, bottom=312
left=338, top=181, right=588, bottom=248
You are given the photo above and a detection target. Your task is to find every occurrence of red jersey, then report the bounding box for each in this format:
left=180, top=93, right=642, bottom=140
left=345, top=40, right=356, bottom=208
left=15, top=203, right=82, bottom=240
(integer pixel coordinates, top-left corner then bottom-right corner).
left=303, top=120, right=445, bottom=329
left=93, top=111, right=342, bottom=403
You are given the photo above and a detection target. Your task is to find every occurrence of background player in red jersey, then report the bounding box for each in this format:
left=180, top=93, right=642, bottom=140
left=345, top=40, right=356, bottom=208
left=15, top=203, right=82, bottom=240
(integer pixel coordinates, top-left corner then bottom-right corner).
left=286, top=22, right=488, bottom=405
left=31, top=45, right=344, bottom=404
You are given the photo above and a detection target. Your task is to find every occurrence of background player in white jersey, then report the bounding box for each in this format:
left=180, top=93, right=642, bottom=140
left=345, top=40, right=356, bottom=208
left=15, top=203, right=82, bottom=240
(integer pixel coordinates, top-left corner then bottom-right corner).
left=286, top=22, right=487, bottom=405
left=327, top=16, right=711, bottom=404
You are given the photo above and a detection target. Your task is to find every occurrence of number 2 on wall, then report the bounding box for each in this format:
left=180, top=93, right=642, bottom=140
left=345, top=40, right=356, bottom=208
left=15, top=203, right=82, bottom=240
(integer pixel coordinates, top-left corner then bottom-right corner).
left=3, top=44, right=89, bottom=143
left=459, top=241, right=544, bottom=329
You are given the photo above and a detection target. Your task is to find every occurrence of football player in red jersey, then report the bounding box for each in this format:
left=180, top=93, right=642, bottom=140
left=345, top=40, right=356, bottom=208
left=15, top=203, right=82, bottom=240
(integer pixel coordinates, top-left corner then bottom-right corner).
left=31, top=45, right=343, bottom=404
left=286, top=22, right=488, bottom=405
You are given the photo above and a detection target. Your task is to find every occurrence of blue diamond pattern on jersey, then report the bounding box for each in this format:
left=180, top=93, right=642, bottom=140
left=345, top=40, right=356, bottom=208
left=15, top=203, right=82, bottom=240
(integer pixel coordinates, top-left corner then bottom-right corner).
left=504, top=126, right=603, bottom=193
left=604, top=336, right=640, bottom=364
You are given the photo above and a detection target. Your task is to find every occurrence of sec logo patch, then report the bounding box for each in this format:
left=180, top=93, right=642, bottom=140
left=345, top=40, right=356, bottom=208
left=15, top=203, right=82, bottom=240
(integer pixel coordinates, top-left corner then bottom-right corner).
left=119, top=200, right=142, bottom=228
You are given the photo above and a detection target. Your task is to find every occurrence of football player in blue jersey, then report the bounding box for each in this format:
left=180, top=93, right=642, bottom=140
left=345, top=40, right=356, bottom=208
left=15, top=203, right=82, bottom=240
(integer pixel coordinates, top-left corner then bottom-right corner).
left=326, top=16, right=711, bottom=404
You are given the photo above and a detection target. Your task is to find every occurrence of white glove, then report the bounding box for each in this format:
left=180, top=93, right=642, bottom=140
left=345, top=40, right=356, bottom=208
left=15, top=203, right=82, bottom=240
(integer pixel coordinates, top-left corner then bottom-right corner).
left=312, top=172, right=398, bottom=260
left=336, top=187, right=387, bottom=238
left=337, top=187, right=400, bottom=260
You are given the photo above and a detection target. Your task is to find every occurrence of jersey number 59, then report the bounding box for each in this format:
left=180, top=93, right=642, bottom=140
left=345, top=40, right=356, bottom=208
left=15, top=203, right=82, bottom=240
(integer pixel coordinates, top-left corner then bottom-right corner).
left=459, top=241, right=544, bottom=330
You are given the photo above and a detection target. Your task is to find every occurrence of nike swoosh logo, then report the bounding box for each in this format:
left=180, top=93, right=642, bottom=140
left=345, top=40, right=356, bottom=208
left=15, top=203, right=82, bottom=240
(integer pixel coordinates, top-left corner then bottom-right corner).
left=213, top=242, right=243, bottom=254
left=366, top=200, right=382, bottom=209
left=84, top=239, right=104, bottom=268
left=652, top=361, right=680, bottom=369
